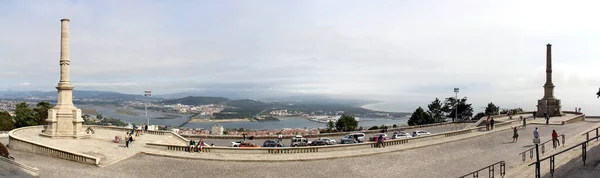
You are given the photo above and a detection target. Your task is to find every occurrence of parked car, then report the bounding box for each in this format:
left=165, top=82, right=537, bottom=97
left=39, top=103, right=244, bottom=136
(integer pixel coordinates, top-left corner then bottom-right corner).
left=369, top=133, right=389, bottom=141
left=231, top=140, right=243, bottom=147
left=392, top=132, right=412, bottom=139
left=291, top=135, right=310, bottom=147
left=309, top=139, right=327, bottom=146
left=318, top=137, right=336, bottom=145
left=412, top=130, right=431, bottom=137
left=340, top=133, right=366, bottom=144
left=239, top=142, right=260, bottom=148
left=263, top=140, right=283, bottom=147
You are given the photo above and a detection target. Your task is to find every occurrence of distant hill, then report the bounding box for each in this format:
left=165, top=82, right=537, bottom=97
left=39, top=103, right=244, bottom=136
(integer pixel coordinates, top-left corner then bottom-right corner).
left=161, top=96, right=229, bottom=105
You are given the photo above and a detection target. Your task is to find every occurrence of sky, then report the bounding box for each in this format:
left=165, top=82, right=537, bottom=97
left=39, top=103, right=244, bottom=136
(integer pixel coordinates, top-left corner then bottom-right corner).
left=1, top=0, right=600, bottom=114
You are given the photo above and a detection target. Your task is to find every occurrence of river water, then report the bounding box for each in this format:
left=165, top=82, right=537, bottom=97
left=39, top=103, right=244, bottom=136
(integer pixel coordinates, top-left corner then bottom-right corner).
left=80, top=105, right=408, bottom=130
left=182, top=117, right=409, bottom=130
left=78, top=105, right=192, bottom=127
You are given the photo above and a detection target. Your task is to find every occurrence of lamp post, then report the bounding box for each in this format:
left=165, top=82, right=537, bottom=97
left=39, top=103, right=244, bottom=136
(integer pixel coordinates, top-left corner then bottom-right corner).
left=454, top=88, right=459, bottom=122
left=144, top=90, right=151, bottom=126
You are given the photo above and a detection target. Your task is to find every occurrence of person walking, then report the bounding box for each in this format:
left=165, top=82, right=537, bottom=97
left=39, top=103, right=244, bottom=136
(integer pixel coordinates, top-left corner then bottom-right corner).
left=545, top=113, right=550, bottom=125
left=490, top=117, right=495, bottom=130
left=486, top=115, right=491, bottom=131
left=578, top=108, right=581, bottom=114
left=125, top=133, right=130, bottom=148
left=534, top=128, right=539, bottom=139
left=129, top=133, right=134, bottom=149
left=552, top=130, right=560, bottom=148
left=521, top=116, right=526, bottom=129
left=512, top=127, right=519, bottom=143
left=533, top=111, right=536, bottom=120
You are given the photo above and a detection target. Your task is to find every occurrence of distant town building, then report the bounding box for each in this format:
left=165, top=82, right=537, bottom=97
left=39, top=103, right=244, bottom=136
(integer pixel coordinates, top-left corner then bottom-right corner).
left=211, top=125, right=224, bottom=135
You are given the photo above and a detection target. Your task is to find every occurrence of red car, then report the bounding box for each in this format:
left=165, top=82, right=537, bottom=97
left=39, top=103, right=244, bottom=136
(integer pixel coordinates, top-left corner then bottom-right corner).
left=239, top=142, right=261, bottom=148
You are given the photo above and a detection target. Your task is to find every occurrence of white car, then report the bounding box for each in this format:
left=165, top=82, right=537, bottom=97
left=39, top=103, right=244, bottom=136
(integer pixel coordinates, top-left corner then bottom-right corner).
left=318, top=137, right=337, bottom=145
left=392, top=132, right=412, bottom=139
left=231, top=140, right=243, bottom=147
left=412, top=130, right=431, bottom=137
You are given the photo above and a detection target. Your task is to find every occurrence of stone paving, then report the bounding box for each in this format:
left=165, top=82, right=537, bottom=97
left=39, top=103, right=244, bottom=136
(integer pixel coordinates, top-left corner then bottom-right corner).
left=4, top=114, right=596, bottom=178
left=5, top=119, right=595, bottom=178
left=12, top=128, right=181, bottom=166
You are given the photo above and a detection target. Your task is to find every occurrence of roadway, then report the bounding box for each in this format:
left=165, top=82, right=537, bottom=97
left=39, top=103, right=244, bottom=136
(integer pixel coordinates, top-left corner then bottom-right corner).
left=191, top=123, right=466, bottom=147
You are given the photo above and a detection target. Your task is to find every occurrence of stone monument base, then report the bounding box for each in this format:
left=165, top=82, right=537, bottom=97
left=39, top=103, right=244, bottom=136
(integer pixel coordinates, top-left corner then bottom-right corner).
left=536, top=98, right=563, bottom=117
left=39, top=133, right=90, bottom=139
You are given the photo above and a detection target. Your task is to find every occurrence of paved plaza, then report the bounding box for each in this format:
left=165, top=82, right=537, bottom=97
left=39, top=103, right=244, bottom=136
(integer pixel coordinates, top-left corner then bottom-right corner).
left=11, top=128, right=185, bottom=166
left=4, top=116, right=598, bottom=178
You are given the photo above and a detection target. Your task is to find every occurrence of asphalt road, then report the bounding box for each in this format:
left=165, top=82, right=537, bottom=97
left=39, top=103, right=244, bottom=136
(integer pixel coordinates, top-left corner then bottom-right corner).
left=195, top=124, right=466, bottom=147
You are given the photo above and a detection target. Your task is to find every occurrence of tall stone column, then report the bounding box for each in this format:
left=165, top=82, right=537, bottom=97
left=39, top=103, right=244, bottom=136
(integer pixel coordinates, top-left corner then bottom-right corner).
left=41, top=19, right=86, bottom=139
left=536, top=44, right=562, bottom=117
left=543, top=44, right=555, bottom=99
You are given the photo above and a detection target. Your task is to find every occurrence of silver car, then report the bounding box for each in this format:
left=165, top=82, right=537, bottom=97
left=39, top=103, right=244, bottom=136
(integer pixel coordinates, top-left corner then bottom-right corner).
left=392, top=132, right=412, bottom=139
left=318, top=137, right=336, bottom=145
left=340, top=133, right=366, bottom=144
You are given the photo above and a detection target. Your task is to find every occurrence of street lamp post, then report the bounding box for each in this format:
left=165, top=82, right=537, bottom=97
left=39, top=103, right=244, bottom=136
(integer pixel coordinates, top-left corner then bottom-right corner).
left=144, top=90, right=151, bottom=126
left=454, top=88, right=459, bottom=122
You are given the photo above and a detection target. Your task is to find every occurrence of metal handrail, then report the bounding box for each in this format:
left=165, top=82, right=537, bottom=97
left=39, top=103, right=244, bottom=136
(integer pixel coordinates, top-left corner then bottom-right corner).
left=519, top=134, right=565, bottom=163
left=458, top=161, right=506, bottom=178
left=581, top=127, right=599, bottom=142
left=528, top=134, right=600, bottom=177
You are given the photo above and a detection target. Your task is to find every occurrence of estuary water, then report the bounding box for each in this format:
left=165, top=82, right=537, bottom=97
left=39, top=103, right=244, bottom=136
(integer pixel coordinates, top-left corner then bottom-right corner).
left=80, top=105, right=408, bottom=130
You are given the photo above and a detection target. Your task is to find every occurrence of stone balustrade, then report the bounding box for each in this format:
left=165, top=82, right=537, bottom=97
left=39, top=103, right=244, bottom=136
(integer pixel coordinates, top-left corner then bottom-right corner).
left=182, top=122, right=470, bottom=140
left=8, top=126, right=100, bottom=166
left=147, top=123, right=501, bottom=155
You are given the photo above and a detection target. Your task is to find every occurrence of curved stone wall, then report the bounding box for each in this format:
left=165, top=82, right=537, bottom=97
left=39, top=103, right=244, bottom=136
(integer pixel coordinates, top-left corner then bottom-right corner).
left=8, top=126, right=100, bottom=165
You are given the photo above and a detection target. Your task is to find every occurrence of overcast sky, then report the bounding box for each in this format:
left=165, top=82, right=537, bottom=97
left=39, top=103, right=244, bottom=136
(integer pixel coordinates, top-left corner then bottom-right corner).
left=1, top=0, right=599, bottom=114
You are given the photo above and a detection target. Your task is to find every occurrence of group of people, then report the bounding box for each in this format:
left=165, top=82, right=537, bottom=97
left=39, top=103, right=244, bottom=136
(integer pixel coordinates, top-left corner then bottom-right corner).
left=124, top=132, right=135, bottom=148
left=511, top=127, right=560, bottom=148
left=486, top=115, right=495, bottom=131
left=189, top=139, right=212, bottom=152
left=114, top=123, right=149, bottom=149
left=574, top=107, right=582, bottom=115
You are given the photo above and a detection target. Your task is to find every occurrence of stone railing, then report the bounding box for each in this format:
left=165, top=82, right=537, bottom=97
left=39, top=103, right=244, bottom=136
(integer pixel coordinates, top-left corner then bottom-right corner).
left=9, top=126, right=100, bottom=165
left=87, top=125, right=171, bottom=136
left=562, top=114, right=585, bottom=124
left=181, top=122, right=470, bottom=140
left=148, top=122, right=505, bottom=155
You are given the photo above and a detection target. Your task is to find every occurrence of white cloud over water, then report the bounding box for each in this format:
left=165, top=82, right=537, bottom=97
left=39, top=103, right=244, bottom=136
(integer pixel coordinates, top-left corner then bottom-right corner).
left=1, top=0, right=600, bottom=114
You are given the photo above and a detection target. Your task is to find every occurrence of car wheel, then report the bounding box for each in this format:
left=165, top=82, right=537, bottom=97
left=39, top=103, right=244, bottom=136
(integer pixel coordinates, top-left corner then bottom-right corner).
left=233, top=145, right=238, bottom=147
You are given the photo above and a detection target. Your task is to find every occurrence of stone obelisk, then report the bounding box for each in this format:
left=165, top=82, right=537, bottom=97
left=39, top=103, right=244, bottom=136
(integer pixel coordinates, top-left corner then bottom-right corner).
left=41, top=19, right=86, bottom=138
left=536, top=44, right=562, bottom=117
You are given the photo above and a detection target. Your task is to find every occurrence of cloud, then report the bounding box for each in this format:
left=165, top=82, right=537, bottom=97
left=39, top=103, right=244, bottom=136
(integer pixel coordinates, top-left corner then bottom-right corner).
left=2, top=0, right=600, bottom=115
left=19, top=82, right=31, bottom=86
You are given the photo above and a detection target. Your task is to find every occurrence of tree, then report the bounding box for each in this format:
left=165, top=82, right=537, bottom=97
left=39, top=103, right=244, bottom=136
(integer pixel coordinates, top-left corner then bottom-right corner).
left=33, top=101, right=52, bottom=125
left=442, top=97, right=474, bottom=121
left=335, top=115, right=358, bottom=132
left=327, top=120, right=335, bottom=131
left=13, top=102, right=36, bottom=128
left=0, top=111, right=15, bottom=131
left=484, top=102, right=500, bottom=116
left=427, top=98, right=445, bottom=123
left=368, top=126, right=379, bottom=130
left=96, top=114, right=103, bottom=120
left=408, top=107, right=433, bottom=126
